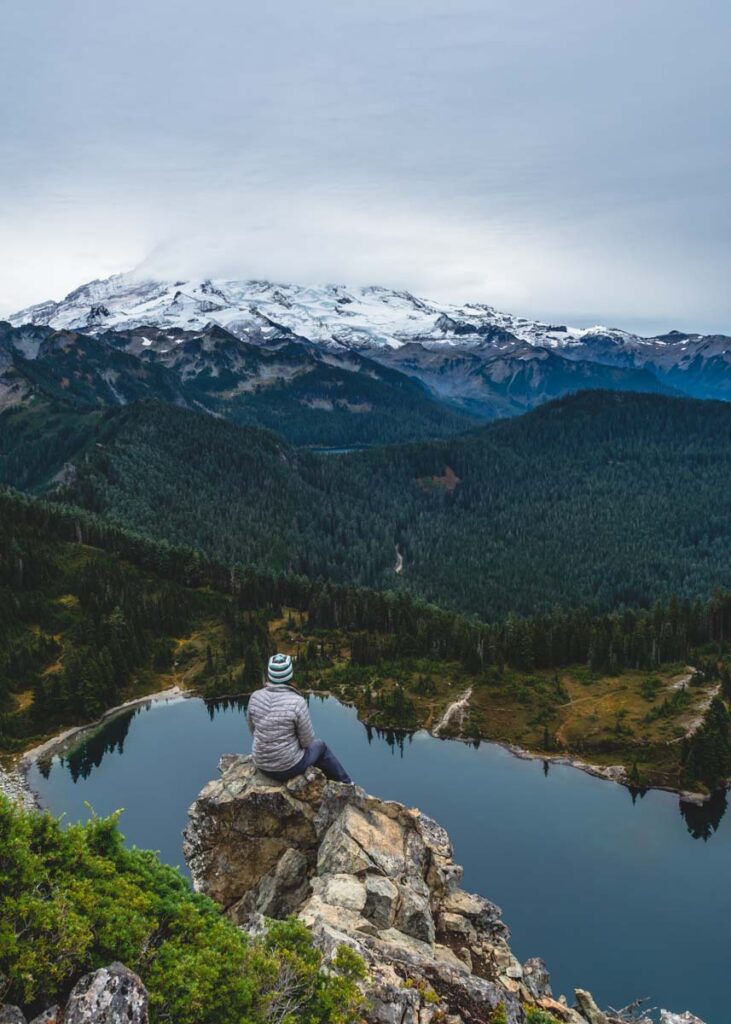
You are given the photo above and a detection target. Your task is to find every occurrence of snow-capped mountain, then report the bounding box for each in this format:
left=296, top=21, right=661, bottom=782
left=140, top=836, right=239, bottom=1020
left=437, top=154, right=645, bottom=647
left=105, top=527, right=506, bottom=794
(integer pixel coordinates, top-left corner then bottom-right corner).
left=6, top=271, right=731, bottom=425
left=9, top=271, right=626, bottom=351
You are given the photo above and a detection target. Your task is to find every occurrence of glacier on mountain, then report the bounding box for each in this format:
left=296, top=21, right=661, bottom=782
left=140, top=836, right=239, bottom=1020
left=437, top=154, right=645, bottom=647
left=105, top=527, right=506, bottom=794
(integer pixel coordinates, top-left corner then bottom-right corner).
left=9, top=272, right=631, bottom=352
left=8, top=272, right=731, bottom=411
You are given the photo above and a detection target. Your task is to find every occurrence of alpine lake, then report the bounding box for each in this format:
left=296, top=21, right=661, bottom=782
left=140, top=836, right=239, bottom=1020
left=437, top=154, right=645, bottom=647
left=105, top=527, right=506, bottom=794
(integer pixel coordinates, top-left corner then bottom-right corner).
left=28, top=693, right=730, bottom=1022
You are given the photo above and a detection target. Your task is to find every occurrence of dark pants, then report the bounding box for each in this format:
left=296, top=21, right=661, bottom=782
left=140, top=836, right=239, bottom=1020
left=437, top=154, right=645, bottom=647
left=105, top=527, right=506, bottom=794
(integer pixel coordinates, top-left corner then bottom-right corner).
left=263, top=738, right=352, bottom=784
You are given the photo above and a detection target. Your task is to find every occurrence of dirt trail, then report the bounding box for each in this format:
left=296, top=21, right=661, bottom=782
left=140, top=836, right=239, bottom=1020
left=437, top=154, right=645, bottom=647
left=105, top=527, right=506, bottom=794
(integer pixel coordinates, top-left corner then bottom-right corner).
left=668, top=671, right=694, bottom=692
left=433, top=688, right=472, bottom=737
left=394, top=545, right=404, bottom=574
left=675, top=682, right=721, bottom=740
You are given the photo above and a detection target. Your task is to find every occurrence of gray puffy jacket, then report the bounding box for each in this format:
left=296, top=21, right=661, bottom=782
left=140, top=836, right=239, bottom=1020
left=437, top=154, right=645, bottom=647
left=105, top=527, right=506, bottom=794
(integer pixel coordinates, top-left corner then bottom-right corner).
left=246, top=683, right=315, bottom=772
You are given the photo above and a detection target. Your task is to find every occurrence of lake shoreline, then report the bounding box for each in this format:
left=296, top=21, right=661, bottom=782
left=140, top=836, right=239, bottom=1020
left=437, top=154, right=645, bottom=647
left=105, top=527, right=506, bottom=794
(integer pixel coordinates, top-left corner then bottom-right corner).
left=15, top=683, right=713, bottom=809
left=16, top=685, right=188, bottom=808
left=499, top=741, right=710, bottom=805
left=307, top=686, right=714, bottom=805
left=188, top=685, right=717, bottom=805
left=27, top=674, right=721, bottom=1020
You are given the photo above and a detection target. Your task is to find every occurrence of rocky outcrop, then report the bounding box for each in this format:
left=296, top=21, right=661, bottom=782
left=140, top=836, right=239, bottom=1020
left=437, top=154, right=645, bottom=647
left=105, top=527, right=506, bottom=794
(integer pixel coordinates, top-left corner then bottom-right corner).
left=184, top=755, right=711, bottom=1024
left=184, top=755, right=530, bottom=1022
left=1, top=758, right=709, bottom=1024
left=190, top=755, right=653, bottom=1024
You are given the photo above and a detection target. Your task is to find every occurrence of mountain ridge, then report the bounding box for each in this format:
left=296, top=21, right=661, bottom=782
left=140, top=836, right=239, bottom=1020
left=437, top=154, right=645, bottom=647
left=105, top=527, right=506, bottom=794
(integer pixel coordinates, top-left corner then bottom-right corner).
left=9, top=270, right=725, bottom=427
left=7, top=270, right=702, bottom=350
left=0, top=320, right=475, bottom=446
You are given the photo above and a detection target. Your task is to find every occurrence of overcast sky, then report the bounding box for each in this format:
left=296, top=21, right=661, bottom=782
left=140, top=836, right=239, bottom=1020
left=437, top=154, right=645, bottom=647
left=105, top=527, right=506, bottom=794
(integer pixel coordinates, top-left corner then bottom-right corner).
left=1, top=0, right=730, bottom=333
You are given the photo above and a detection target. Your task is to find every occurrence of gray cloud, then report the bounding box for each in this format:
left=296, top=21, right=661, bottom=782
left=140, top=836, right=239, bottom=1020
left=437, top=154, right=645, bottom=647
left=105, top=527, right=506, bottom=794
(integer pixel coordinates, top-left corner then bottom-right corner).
left=1, top=0, right=730, bottom=333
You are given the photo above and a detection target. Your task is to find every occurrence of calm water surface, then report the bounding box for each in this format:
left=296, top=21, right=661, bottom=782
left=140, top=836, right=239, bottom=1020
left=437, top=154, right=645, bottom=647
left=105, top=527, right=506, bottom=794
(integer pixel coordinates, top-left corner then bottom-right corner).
left=29, top=694, right=728, bottom=1022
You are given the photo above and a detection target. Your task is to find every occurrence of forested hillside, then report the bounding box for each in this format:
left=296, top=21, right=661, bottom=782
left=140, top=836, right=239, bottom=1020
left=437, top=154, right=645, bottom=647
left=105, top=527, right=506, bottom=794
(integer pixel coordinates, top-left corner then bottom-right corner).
left=0, top=489, right=239, bottom=747
left=3, top=391, right=731, bottom=619
left=3, top=488, right=731, bottom=791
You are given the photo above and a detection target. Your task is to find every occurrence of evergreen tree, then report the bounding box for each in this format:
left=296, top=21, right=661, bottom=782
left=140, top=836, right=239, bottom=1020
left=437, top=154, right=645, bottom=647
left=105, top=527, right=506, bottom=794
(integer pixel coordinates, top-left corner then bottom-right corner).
left=685, top=697, right=731, bottom=790
left=243, top=643, right=264, bottom=690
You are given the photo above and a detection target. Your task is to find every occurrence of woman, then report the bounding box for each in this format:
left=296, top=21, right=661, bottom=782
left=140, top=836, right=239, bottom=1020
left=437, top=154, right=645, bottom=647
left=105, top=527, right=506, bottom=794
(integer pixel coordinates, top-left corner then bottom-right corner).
left=246, top=653, right=352, bottom=783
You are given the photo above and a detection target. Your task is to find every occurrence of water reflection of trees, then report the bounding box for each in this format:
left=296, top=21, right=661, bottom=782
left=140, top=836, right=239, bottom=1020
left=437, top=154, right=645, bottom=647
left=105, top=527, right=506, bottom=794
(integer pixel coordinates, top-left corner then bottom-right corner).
left=628, top=785, right=648, bottom=805
left=58, top=709, right=138, bottom=783
left=39, top=695, right=731, bottom=844
left=375, top=726, right=409, bottom=756
left=680, top=789, right=728, bottom=841
left=628, top=777, right=729, bottom=841
left=205, top=697, right=249, bottom=720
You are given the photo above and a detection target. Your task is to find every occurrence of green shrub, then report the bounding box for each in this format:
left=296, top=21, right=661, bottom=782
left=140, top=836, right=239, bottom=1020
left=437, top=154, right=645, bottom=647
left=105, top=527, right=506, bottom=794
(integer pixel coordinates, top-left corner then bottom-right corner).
left=640, top=676, right=663, bottom=702
left=0, top=797, right=364, bottom=1023
left=525, top=1009, right=561, bottom=1024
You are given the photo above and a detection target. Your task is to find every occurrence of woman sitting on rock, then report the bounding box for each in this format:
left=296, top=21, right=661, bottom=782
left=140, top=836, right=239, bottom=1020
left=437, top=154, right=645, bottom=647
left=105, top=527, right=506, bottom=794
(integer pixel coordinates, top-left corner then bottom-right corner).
left=246, top=653, right=352, bottom=783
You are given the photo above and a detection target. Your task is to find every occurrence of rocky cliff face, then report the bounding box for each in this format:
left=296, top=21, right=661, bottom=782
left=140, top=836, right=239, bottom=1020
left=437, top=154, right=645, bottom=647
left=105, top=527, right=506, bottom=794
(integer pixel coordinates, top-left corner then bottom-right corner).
left=185, top=755, right=695, bottom=1024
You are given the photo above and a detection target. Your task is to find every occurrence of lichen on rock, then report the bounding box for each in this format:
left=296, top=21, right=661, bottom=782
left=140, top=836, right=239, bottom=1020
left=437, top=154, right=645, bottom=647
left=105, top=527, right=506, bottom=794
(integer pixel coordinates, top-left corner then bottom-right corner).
left=63, top=963, right=148, bottom=1024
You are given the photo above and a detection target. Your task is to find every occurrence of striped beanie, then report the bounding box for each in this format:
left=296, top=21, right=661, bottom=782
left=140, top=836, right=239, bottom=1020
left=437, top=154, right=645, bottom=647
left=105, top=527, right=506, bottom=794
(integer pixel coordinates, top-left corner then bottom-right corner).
left=267, top=653, right=294, bottom=684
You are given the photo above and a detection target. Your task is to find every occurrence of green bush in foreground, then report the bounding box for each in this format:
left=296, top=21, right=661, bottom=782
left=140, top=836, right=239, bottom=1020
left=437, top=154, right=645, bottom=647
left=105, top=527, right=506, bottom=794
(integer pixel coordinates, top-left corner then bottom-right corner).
left=0, top=797, right=365, bottom=1023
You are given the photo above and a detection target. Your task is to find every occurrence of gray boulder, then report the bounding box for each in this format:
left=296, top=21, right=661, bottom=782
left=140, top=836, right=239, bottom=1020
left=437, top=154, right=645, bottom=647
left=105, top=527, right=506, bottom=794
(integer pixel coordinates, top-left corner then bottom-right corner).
left=0, top=1008, right=27, bottom=1024
left=394, top=883, right=435, bottom=944
left=64, top=963, right=148, bottom=1024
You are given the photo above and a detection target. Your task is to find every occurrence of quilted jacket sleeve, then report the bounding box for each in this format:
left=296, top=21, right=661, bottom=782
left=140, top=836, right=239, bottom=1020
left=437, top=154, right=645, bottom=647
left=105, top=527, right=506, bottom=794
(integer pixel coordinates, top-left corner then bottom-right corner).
left=295, top=697, right=315, bottom=749
left=246, top=693, right=257, bottom=736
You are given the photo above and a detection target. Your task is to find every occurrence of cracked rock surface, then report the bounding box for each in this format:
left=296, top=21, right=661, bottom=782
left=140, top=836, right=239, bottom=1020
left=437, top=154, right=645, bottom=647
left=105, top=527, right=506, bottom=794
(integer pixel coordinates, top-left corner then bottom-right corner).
left=184, top=755, right=545, bottom=1023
